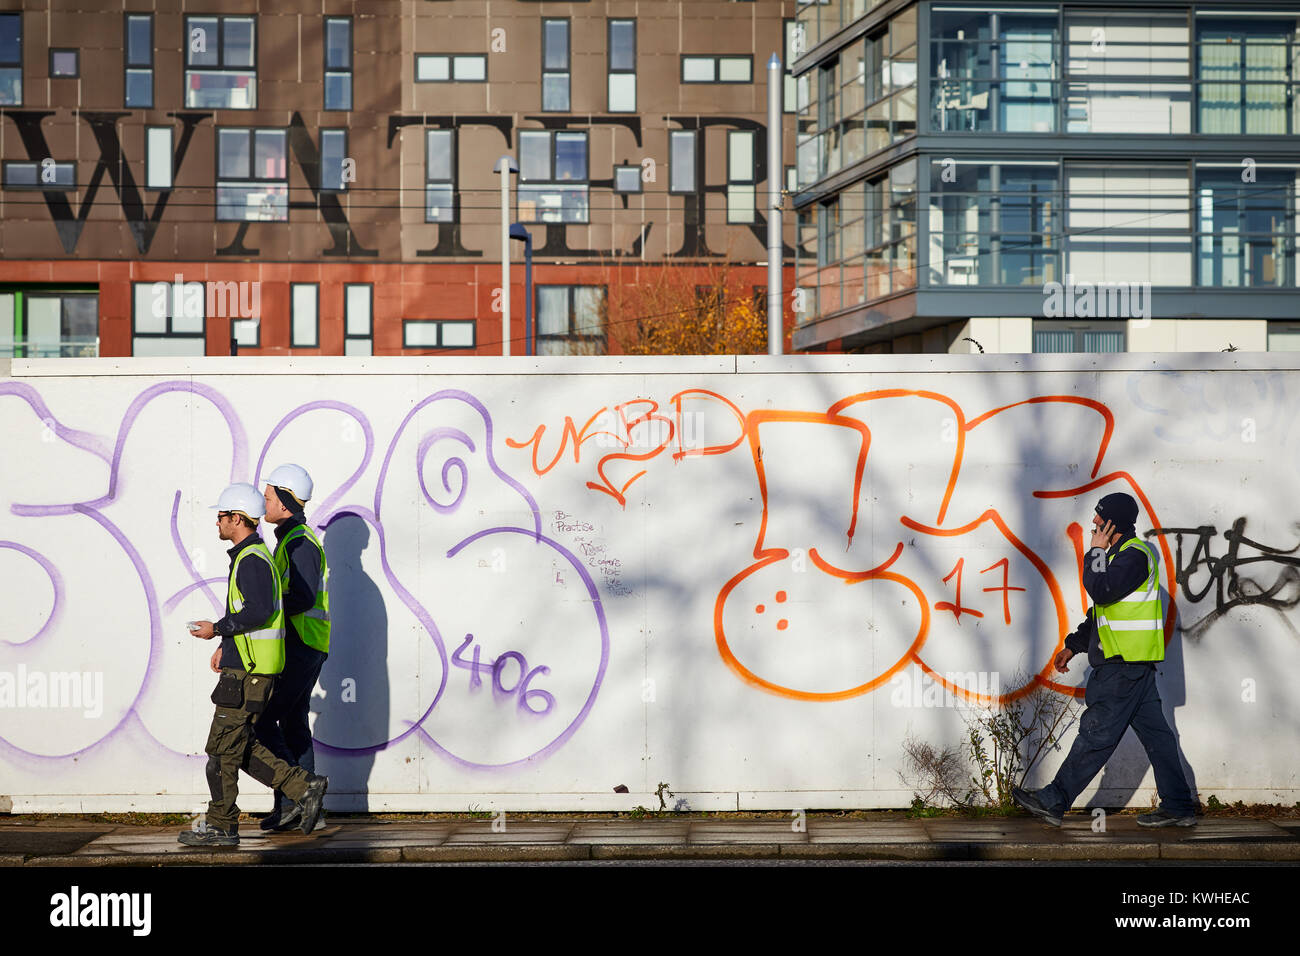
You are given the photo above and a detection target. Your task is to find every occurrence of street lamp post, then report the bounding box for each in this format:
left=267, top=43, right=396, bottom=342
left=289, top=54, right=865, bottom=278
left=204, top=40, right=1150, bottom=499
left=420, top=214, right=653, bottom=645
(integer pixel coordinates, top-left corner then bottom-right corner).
left=509, top=223, right=534, bottom=356
left=767, top=52, right=784, bottom=356
left=494, top=155, right=519, bottom=356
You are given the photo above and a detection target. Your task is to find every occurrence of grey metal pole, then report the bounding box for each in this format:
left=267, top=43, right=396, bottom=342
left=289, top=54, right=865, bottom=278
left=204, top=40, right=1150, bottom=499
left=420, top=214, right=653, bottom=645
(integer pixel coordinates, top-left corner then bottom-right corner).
left=495, top=155, right=518, bottom=356
left=766, top=53, right=783, bottom=356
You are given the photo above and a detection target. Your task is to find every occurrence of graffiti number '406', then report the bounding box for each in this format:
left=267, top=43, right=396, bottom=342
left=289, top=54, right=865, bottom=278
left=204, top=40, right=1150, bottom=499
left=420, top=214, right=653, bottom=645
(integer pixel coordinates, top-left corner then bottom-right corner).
left=453, top=634, right=555, bottom=716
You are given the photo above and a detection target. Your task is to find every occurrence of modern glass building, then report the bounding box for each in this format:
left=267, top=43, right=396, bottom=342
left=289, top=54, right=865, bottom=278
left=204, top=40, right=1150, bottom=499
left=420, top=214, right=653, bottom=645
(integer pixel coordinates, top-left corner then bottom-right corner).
left=791, top=0, right=1300, bottom=353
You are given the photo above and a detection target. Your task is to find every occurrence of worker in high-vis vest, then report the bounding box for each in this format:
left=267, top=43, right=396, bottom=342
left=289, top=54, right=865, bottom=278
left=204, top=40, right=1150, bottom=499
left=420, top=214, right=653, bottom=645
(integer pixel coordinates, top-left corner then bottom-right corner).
left=254, top=464, right=332, bottom=832
left=180, top=482, right=328, bottom=847
left=1014, top=493, right=1197, bottom=828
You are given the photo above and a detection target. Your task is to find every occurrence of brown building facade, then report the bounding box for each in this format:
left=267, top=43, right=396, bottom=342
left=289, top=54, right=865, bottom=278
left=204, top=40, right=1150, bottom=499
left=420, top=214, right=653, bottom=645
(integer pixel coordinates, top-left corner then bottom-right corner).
left=0, top=0, right=799, bottom=357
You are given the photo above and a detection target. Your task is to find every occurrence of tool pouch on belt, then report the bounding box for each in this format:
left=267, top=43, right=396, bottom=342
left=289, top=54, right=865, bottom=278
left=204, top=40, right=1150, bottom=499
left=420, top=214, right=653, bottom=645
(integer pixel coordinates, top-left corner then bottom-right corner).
left=242, top=673, right=273, bottom=714
left=210, top=671, right=244, bottom=708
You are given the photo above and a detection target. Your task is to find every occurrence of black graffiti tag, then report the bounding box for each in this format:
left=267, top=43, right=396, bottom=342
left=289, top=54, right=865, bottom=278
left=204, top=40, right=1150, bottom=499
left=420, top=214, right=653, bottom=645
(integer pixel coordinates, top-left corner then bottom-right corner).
left=1146, top=518, right=1300, bottom=639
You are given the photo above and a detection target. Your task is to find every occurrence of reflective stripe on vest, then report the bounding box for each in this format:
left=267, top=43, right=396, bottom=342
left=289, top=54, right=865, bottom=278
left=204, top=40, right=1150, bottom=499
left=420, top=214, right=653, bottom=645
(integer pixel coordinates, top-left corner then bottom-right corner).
left=272, top=523, right=331, bottom=654
left=228, top=542, right=286, bottom=675
left=1095, top=537, right=1164, bottom=662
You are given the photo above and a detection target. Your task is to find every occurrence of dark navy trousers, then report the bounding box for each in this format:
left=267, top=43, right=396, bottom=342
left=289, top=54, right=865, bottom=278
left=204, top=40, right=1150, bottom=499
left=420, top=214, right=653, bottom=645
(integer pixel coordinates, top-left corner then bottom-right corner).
left=255, top=635, right=327, bottom=809
left=1039, top=661, right=1196, bottom=816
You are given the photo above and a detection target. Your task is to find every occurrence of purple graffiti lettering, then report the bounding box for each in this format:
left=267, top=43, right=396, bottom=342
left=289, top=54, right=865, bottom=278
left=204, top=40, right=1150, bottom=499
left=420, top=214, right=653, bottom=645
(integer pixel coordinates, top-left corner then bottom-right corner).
left=417, top=428, right=474, bottom=514
left=453, top=633, right=490, bottom=689
left=2, top=381, right=607, bottom=778
left=170, top=490, right=221, bottom=611
left=492, top=651, right=527, bottom=696
left=0, top=541, right=63, bottom=647
left=254, top=400, right=374, bottom=528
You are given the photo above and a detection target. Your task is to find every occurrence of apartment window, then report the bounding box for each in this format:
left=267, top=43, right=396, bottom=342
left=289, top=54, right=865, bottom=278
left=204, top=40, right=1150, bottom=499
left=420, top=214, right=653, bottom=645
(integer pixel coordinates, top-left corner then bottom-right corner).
left=681, top=55, right=753, bottom=83
left=0, top=12, right=21, bottom=105
left=794, top=158, right=917, bottom=319
left=1196, top=168, right=1298, bottom=288
left=1197, top=18, right=1300, bottom=135
left=800, top=9, right=916, bottom=184
left=1268, top=323, right=1300, bottom=350
left=518, top=130, right=588, bottom=223
left=1066, top=164, right=1190, bottom=285
left=50, top=49, right=77, bottom=78
left=537, top=286, right=604, bottom=355
left=543, top=19, right=570, bottom=110
left=132, top=281, right=205, bottom=356
left=927, top=160, right=1059, bottom=287
left=614, top=165, right=641, bottom=193
left=125, top=14, right=153, bottom=108
left=416, top=54, right=487, bottom=82
left=291, top=284, right=318, bottom=348
left=403, top=320, right=475, bottom=349
left=670, top=130, right=697, bottom=194
left=426, top=129, right=454, bottom=222
left=233, top=318, right=259, bottom=349
left=3, top=161, right=75, bottom=189
left=931, top=8, right=1056, bottom=132
left=324, top=17, right=352, bottom=110
left=608, top=19, right=636, bottom=112
left=727, top=130, right=757, bottom=224
left=344, top=284, right=372, bottom=356
left=1, top=291, right=98, bottom=358
left=185, top=15, right=256, bottom=109
left=216, top=128, right=287, bottom=221
left=146, top=127, right=173, bottom=190
left=795, top=0, right=877, bottom=54
left=1065, top=12, right=1190, bottom=134
left=320, top=129, right=347, bottom=192
left=1033, top=321, right=1126, bottom=353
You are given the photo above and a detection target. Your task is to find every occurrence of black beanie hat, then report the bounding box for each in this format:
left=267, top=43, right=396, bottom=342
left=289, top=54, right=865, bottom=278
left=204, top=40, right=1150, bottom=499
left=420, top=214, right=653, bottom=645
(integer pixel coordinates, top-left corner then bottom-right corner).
left=274, top=485, right=305, bottom=516
left=1095, top=492, right=1138, bottom=528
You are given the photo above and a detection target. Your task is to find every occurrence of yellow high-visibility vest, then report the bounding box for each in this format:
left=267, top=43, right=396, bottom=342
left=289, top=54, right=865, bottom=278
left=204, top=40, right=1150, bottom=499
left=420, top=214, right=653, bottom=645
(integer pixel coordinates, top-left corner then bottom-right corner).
left=1095, top=538, right=1164, bottom=662
left=228, top=543, right=286, bottom=675
left=273, top=524, right=330, bottom=654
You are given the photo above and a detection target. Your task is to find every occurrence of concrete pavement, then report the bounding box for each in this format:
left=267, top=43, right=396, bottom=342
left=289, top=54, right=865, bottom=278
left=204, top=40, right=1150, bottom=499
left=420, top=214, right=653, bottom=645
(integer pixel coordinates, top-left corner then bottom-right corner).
left=2, top=814, right=1298, bottom=865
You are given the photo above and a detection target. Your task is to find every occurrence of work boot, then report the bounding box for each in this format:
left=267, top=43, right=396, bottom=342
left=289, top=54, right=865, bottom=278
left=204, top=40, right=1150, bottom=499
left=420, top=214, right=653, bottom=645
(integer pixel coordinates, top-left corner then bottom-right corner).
left=1137, top=809, right=1197, bottom=828
left=259, top=803, right=288, bottom=832
left=178, top=826, right=239, bottom=847
left=298, top=774, right=328, bottom=835
left=1012, top=786, right=1064, bottom=827
left=269, top=802, right=303, bottom=832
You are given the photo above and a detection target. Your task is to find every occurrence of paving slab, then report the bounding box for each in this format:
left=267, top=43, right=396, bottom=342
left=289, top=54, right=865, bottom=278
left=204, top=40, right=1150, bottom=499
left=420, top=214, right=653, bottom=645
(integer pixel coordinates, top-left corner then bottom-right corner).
left=806, top=821, right=929, bottom=844
left=568, top=822, right=690, bottom=845
left=0, top=829, right=109, bottom=856
left=1181, top=820, right=1293, bottom=841
left=443, top=824, right=574, bottom=845
left=922, top=821, right=1050, bottom=843
left=688, top=822, right=808, bottom=844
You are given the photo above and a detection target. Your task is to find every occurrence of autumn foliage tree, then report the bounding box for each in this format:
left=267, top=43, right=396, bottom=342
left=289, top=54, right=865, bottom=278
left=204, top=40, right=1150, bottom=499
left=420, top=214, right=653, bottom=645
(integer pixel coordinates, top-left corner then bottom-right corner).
left=604, top=261, right=771, bottom=355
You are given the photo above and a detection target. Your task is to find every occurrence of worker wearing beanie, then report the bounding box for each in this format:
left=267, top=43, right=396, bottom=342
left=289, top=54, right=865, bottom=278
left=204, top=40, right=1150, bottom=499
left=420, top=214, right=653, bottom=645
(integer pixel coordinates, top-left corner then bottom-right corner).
left=182, top=482, right=327, bottom=846
left=255, top=464, right=331, bottom=832
left=1013, top=492, right=1198, bottom=828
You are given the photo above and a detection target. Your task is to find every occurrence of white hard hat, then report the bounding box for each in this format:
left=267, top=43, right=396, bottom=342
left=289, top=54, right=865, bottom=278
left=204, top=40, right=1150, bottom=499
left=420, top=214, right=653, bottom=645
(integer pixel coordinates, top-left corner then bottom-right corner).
left=213, top=483, right=266, bottom=520
left=262, top=463, right=313, bottom=503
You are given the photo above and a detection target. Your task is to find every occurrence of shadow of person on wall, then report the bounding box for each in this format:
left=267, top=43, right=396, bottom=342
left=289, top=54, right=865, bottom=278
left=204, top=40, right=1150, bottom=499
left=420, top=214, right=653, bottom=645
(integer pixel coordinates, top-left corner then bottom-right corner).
left=313, top=512, right=388, bottom=813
